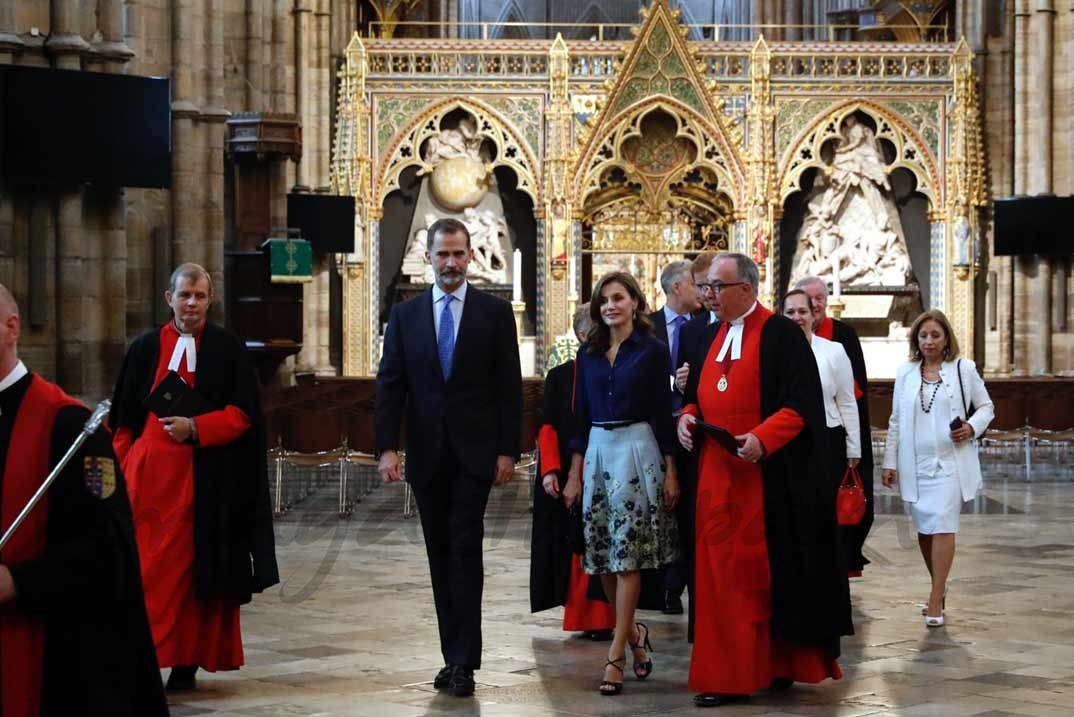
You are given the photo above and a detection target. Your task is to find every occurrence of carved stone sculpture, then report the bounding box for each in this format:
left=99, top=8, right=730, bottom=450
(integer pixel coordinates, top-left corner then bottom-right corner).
left=790, top=116, right=914, bottom=288
left=400, top=209, right=509, bottom=285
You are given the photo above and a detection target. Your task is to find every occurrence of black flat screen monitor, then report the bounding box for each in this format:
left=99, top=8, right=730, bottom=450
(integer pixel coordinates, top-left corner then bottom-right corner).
left=287, top=193, right=355, bottom=252
left=0, top=65, right=171, bottom=188
left=993, top=196, right=1073, bottom=256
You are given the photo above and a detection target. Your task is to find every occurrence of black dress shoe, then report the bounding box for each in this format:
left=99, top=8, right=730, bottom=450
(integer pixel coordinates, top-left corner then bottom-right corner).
left=585, top=629, right=614, bottom=641
left=449, top=667, right=475, bottom=697
left=769, top=677, right=794, bottom=691
left=663, top=592, right=684, bottom=615
left=165, top=665, right=198, bottom=692
left=433, top=664, right=455, bottom=690
left=692, top=692, right=749, bottom=707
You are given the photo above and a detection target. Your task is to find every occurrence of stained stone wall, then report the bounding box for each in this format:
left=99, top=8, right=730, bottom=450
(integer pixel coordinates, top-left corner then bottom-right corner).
left=0, top=0, right=359, bottom=399
left=977, top=0, right=1074, bottom=376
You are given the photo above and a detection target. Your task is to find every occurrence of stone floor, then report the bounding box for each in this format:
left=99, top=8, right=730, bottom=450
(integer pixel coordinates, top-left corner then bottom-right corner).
left=169, top=475, right=1074, bottom=716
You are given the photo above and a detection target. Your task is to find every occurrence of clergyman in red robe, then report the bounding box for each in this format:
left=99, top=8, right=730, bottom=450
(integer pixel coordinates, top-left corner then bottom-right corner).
left=110, top=263, right=278, bottom=692
left=677, top=254, right=853, bottom=708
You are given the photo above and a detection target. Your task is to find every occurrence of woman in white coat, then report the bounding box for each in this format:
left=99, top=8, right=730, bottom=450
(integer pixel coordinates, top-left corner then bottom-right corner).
left=881, top=309, right=993, bottom=627
left=782, top=290, right=861, bottom=478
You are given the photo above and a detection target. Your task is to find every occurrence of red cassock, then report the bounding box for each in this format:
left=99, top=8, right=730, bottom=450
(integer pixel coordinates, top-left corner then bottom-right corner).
left=686, top=306, right=841, bottom=694
left=113, top=322, right=249, bottom=671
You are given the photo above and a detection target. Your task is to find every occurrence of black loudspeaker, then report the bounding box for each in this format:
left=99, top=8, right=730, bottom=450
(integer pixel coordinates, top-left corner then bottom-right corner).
left=0, top=65, right=171, bottom=188
left=994, top=195, right=1074, bottom=256
left=286, top=193, right=355, bottom=252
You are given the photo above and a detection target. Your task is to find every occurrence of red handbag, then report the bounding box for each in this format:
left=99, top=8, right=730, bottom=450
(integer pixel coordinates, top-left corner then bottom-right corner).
left=836, top=466, right=867, bottom=526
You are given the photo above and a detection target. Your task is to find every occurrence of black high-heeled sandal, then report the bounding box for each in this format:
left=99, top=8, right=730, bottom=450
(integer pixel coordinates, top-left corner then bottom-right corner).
left=629, top=622, right=653, bottom=679
left=599, top=657, right=626, bottom=696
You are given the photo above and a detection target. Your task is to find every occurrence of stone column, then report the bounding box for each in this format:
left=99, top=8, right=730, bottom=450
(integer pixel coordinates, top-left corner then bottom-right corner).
left=0, top=0, right=22, bottom=307
left=1010, top=1, right=1029, bottom=374
left=294, top=0, right=314, bottom=189
left=247, top=0, right=266, bottom=110
left=317, top=0, right=332, bottom=187
left=271, top=0, right=295, bottom=231
left=47, top=0, right=91, bottom=393
left=783, top=0, right=801, bottom=40
left=1025, top=0, right=1055, bottom=375
left=172, top=0, right=202, bottom=269
left=0, top=1, right=26, bottom=56
left=203, top=0, right=229, bottom=317
left=98, top=2, right=133, bottom=398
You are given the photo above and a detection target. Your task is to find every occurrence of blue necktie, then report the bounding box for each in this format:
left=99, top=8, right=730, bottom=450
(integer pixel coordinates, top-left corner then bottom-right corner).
left=670, top=314, right=687, bottom=370
left=437, top=295, right=456, bottom=379
left=670, top=315, right=686, bottom=413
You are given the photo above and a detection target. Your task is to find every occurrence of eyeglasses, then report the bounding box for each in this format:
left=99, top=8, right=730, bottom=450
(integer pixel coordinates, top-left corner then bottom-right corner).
left=697, top=281, right=747, bottom=293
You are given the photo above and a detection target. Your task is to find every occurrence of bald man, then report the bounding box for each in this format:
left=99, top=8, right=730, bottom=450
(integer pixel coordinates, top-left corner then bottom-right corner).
left=0, top=284, right=167, bottom=716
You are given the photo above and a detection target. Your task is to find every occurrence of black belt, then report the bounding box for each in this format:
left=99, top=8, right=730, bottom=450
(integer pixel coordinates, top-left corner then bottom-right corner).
left=592, top=420, right=641, bottom=430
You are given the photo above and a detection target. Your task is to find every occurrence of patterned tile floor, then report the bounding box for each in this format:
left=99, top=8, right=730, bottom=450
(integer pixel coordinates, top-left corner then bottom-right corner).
left=170, top=477, right=1074, bottom=716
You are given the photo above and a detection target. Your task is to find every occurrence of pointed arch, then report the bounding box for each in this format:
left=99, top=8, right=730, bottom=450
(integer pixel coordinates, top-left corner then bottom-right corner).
left=572, top=0, right=747, bottom=207
left=574, top=98, right=744, bottom=212
left=490, top=0, right=533, bottom=40
left=776, top=99, right=941, bottom=207
left=675, top=2, right=705, bottom=41
left=566, top=3, right=615, bottom=40
left=374, top=97, right=541, bottom=208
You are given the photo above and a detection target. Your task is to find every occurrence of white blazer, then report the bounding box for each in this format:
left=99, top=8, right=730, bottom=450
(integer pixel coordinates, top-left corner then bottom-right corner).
left=810, top=335, right=861, bottom=459
left=882, top=358, right=995, bottom=502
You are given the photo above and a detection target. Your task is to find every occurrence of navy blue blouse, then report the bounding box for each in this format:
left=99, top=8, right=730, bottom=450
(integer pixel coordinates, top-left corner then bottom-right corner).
left=569, top=329, right=676, bottom=455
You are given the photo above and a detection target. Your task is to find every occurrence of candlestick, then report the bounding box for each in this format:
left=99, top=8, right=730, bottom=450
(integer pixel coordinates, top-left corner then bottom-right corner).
left=569, top=256, right=577, bottom=296
left=512, top=249, right=522, bottom=301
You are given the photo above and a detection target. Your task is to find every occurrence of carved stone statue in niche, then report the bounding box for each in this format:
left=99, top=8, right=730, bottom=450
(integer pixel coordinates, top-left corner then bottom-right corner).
left=397, top=110, right=514, bottom=291
left=400, top=208, right=508, bottom=284
left=790, top=115, right=913, bottom=288
left=420, top=116, right=484, bottom=168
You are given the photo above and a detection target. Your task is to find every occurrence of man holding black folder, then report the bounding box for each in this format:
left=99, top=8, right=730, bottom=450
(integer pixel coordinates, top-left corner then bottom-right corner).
left=676, top=254, right=851, bottom=708
left=109, top=263, right=278, bottom=692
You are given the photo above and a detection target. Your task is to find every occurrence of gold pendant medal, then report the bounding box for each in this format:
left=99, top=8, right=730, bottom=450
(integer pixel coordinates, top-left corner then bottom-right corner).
left=717, top=375, right=728, bottom=392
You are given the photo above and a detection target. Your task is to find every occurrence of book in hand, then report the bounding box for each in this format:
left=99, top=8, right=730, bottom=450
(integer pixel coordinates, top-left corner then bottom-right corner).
left=695, top=419, right=742, bottom=455
left=143, top=371, right=214, bottom=418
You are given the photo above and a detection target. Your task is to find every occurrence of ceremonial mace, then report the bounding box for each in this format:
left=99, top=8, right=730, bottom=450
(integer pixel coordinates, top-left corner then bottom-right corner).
left=0, top=399, right=112, bottom=551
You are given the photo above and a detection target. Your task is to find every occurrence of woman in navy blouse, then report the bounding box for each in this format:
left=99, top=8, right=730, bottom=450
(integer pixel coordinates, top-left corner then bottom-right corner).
left=563, top=271, right=680, bottom=696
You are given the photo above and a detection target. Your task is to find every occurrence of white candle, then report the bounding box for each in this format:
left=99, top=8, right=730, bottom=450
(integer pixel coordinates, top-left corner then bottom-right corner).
left=831, top=258, right=841, bottom=301
left=569, top=256, right=577, bottom=296
left=513, top=248, right=522, bottom=301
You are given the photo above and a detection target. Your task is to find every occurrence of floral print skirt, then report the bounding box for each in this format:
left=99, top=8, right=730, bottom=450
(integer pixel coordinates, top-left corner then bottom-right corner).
left=581, top=423, right=679, bottom=575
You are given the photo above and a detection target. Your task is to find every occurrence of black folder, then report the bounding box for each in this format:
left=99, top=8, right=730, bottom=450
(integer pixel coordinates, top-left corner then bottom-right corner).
left=696, top=419, right=741, bottom=456
left=143, top=371, right=214, bottom=418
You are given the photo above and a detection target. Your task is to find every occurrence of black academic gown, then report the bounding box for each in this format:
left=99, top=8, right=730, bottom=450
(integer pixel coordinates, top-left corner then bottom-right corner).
left=109, top=323, right=279, bottom=602
left=530, top=360, right=592, bottom=612
left=683, top=316, right=853, bottom=650
left=2, top=374, right=168, bottom=717
left=828, top=318, right=874, bottom=573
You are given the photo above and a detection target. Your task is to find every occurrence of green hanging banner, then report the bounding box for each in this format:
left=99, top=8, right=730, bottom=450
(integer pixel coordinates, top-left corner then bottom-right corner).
left=261, top=237, right=313, bottom=283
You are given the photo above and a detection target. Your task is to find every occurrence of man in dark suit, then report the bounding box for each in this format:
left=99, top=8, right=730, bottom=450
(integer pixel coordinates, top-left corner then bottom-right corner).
left=796, top=276, right=874, bottom=578
left=376, top=218, right=523, bottom=698
left=673, top=253, right=720, bottom=637
left=647, top=260, right=701, bottom=615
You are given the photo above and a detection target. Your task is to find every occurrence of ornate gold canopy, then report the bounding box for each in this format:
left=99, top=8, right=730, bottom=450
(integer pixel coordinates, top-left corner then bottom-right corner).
left=332, top=0, right=986, bottom=375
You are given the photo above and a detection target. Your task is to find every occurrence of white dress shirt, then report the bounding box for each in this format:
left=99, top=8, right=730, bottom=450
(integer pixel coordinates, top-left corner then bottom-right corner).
left=432, top=281, right=467, bottom=341
left=0, top=360, right=28, bottom=393
left=810, top=335, right=861, bottom=459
